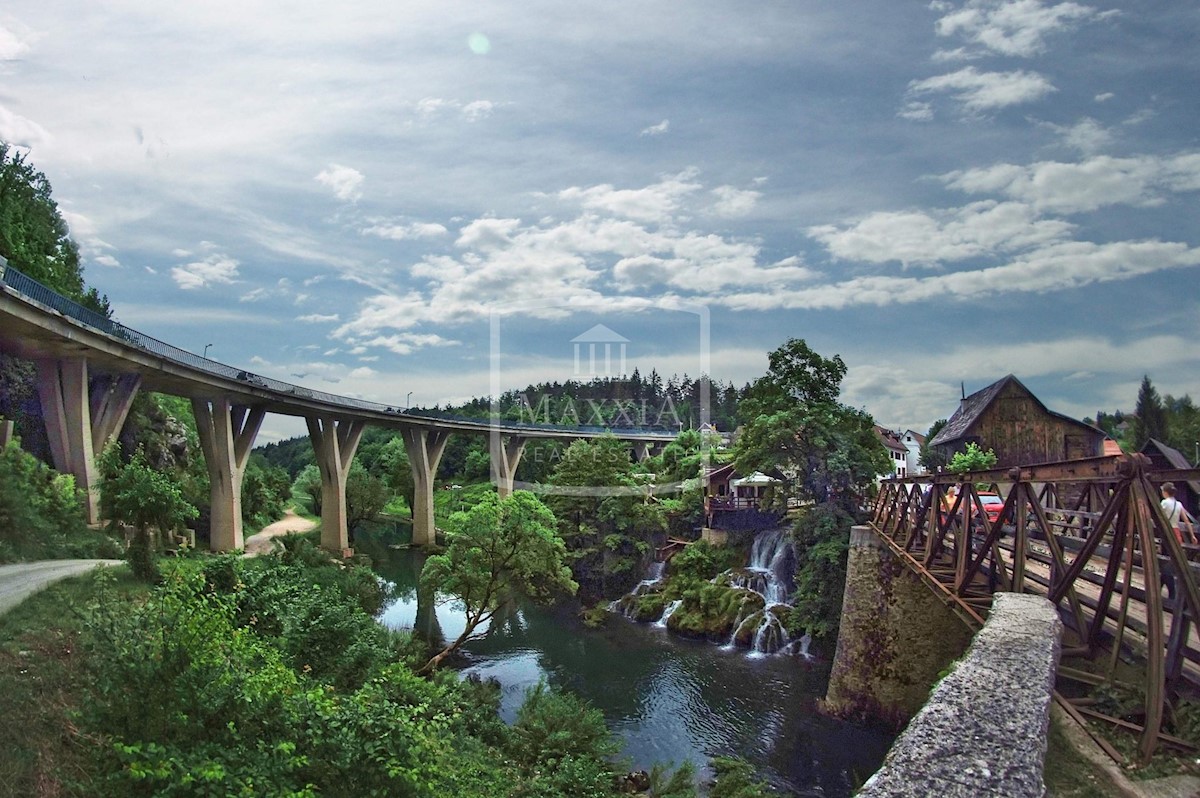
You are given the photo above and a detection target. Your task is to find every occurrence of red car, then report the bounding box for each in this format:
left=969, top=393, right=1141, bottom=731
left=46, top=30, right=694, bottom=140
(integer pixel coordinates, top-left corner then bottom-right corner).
left=977, top=492, right=1005, bottom=524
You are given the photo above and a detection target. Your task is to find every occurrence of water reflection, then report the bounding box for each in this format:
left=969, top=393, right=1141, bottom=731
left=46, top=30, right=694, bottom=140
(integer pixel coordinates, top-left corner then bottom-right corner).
left=358, top=526, right=891, bottom=797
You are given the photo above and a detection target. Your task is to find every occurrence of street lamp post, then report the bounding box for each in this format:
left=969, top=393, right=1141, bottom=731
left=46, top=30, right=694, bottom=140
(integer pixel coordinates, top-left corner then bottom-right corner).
left=203, top=343, right=212, bottom=359
left=407, top=391, right=413, bottom=409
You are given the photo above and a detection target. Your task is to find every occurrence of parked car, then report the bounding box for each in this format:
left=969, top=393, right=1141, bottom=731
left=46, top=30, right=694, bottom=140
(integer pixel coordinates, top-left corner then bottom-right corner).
left=977, top=492, right=1004, bottom=525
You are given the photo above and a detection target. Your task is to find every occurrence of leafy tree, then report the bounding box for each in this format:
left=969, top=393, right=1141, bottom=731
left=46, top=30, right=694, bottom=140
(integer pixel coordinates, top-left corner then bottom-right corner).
left=547, top=436, right=668, bottom=600
left=946, top=441, right=998, bottom=474
left=736, top=340, right=887, bottom=512
left=735, top=339, right=889, bottom=640
left=345, top=461, right=389, bottom=531
left=918, top=418, right=949, bottom=471
left=418, top=491, right=576, bottom=674
left=1134, top=375, right=1168, bottom=449
left=0, top=142, right=107, bottom=313
left=99, top=448, right=198, bottom=581
left=241, top=454, right=291, bottom=527
left=293, top=463, right=322, bottom=515
left=374, top=435, right=416, bottom=514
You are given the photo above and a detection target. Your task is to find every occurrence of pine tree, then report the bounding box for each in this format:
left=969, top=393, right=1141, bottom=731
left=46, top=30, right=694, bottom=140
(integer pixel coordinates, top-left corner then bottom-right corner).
left=1134, top=375, right=1168, bottom=449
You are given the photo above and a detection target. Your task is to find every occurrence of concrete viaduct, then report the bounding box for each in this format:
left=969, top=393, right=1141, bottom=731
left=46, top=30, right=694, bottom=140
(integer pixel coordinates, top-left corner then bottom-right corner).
left=0, top=265, right=675, bottom=554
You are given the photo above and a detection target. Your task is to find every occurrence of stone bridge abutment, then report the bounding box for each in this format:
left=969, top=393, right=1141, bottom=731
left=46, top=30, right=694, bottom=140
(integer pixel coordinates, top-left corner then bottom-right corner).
left=827, top=525, right=1062, bottom=797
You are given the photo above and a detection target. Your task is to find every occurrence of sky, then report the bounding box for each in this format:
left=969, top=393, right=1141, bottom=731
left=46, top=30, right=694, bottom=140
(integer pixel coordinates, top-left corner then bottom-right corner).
left=2, top=0, right=1198, bottom=445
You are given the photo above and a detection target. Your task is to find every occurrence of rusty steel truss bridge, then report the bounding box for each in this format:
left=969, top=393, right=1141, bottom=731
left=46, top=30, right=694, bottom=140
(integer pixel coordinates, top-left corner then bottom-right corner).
left=872, top=454, right=1200, bottom=763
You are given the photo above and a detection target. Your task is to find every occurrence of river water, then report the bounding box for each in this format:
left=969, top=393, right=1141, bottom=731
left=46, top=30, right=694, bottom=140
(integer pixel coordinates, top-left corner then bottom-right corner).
left=356, top=525, right=893, bottom=797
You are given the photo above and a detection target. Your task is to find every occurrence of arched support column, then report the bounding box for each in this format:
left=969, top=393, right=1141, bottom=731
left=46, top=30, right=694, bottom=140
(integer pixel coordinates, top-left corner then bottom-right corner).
left=307, top=416, right=366, bottom=555
left=402, top=427, right=451, bottom=547
left=36, top=357, right=141, bottom=524
left=633, top=441, right=651, bottom=462
left=193, top=399, right=265, bottom=552
left=490, top=433, right=526, bottom=499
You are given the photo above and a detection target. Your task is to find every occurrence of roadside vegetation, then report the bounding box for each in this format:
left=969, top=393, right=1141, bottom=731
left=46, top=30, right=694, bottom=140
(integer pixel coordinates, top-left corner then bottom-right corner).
left=0, top=543, right=773, bottom=797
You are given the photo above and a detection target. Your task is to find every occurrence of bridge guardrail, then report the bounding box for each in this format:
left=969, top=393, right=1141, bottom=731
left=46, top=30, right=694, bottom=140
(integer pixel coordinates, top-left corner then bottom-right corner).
left=0, top=264, right=677, bottom=437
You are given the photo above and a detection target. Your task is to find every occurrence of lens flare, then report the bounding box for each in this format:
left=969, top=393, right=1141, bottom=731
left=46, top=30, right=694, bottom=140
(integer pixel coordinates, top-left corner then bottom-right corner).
left=467, top=32, right=491, bottom=55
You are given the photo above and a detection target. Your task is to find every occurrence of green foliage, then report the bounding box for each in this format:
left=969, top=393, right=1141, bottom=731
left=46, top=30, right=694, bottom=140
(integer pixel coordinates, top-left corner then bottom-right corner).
left=946, top=442, right=998, bottom=474
left=0, top=142, right=107, bottom=313
left=420, top=491, right=577, bottom=672
left=919, top=419, right=949, bottom=471
left=546, top=437, right=669, bottom=600
left=345, top=461, right=390, bottom=531
left=736, top=339, right=888, bottom=512
left=99, top=447, right=197, bottom=582
left=0, top=438, right=120, bottom=562
left=508, top=682, right=620, bottom=767
left=649, top=761, right=698, bottom=798
left=241, top=454, right=292, bottom=528
left=292, top=464, right=322, bottom=516
left=788, top=504, right=854, bottom=639
left=668, top=582, right=763, bottom=639
left=1134, top=375, right=1168, bottom=450
left=708, top=757, right=775, bottom=797
left=668, top=542, right=744, bottom=584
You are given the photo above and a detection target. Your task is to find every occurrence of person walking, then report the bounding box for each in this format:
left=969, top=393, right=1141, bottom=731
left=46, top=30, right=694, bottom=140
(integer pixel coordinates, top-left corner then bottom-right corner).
left=1161, top=482, right=1197, bottom=545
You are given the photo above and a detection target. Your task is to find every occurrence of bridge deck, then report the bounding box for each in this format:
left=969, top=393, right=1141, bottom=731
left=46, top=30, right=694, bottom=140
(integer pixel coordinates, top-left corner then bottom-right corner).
left=873, top=454, right=1200, bottom=764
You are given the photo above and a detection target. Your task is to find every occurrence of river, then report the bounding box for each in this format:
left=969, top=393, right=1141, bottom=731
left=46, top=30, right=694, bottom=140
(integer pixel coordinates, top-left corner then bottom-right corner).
left=355, top=524, right=893, bottom=797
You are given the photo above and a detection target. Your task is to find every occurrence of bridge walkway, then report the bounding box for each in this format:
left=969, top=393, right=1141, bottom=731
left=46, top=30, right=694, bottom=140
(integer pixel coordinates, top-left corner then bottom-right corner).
left=872, top=454, right=1200, bottom=764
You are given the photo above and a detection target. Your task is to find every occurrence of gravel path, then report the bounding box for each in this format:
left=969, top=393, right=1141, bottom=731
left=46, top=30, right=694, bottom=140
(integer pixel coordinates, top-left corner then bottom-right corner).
left=0, top=559, right=123, bottom=616
left=243, top=508, right=318, bottom=556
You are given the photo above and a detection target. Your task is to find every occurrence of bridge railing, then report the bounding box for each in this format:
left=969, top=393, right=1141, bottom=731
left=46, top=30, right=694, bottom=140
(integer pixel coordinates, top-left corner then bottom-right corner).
left=0, top=263, right=677, bottom=437
left=872, top=454, right=1200, bottom=763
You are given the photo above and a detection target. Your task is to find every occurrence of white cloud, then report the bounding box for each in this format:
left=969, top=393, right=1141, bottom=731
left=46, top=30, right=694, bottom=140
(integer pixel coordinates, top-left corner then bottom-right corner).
left=710, top=185, right=761, bottom=217
left=0, top=21, right=32, bottom=61
left=415, top=97, right=453, bottom=119
left=297, top=313, right=340, bottom=323
left=898, top=101, right=934, bottom=121
left=558, top=169, right=702, bottom=223
left=942, top=152, right=1200, bottom=213
left=361, top=220, right=448, bottom=240
left=640, top=119, right=670, bottom=137
left=908, top=66, right=1056, bottom=112
left=722, top=238, right=1200, bottom=311
left=0, top=103, right=49, bottom=147
left=314, top=163, right=364, bottom=202
left=1094, top=91, right=1114, bottom=103
left=934, top=0, right=1105, bottom=57
left=171, top=253, right=240, bottom=290
left=808, top=200, right=1072, bottom=266
left=462, top=100, right=495, bottom=122
left=1049, top=117, right=1112, bottom=155
left=94, top=254, right=120, bottom=267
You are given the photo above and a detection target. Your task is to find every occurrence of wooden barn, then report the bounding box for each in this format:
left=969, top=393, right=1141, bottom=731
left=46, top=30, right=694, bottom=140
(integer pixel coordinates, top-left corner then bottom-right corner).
left=928, top=374, right=1106, bottom=468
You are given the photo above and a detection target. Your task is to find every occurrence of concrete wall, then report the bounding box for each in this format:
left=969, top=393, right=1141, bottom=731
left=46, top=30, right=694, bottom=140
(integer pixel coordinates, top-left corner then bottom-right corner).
left=824, top=526, right=974, bottom=726
left=858, top=593, right=1062, bottom=798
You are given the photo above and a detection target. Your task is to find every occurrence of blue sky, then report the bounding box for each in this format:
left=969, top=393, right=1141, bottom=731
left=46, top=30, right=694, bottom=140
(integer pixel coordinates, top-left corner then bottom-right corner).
left=2, top=0, right=1198, bottom=444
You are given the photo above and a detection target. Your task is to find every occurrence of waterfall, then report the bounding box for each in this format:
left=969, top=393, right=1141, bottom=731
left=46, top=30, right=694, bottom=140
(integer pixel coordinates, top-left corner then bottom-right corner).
left=655, top=599, right=683, bottom=628
left=610, top=528, right=808, bottom=659
left=723, top=527, right=797, bottom=656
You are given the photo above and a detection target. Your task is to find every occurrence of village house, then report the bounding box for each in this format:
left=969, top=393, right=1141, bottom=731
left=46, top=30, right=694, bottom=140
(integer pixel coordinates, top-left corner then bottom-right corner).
left=875, top=425, right=910, bottom=478
left=899, top=429, right=926, bottom=476
left=928, top=375, right=1106, bottom=468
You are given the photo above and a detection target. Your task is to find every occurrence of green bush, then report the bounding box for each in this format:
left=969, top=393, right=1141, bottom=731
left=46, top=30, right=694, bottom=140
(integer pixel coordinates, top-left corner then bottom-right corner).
left=0, top=439, right=121, bottom=562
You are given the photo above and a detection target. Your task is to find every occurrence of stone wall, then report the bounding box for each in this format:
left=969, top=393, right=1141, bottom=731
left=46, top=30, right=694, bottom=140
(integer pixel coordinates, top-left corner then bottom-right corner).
left=824, top=525, right=974, bottom=725
left=857, top=593, right=1062, bottom=798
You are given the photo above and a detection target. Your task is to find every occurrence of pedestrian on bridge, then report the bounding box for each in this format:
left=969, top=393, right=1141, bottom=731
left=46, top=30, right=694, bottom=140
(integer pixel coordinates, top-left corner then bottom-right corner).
left=1161, top=482, right=1197, bottom=545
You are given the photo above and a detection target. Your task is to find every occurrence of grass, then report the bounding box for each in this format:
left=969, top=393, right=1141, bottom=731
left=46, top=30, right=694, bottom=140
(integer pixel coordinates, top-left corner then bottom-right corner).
left=0, top=565, right=147, bottom=798
left=1043, top=712, right=1129, bottom=798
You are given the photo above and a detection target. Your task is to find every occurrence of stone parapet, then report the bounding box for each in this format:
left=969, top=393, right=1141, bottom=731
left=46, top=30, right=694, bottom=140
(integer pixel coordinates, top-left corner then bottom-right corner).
left=858, top=592, right=1062, bottom=798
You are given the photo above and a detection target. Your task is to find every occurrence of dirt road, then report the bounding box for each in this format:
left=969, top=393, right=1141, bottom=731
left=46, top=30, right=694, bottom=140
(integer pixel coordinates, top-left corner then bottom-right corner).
left=243, top=508, right=318, bottom=556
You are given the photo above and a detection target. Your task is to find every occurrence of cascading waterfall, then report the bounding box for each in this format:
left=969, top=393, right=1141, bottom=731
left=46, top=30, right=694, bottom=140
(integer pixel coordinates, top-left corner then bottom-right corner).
left=612, top=527, right=813, bottom=658
left=726, top=527, right=794, bottom=656
left=609, top=561, right=667, bottom=617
